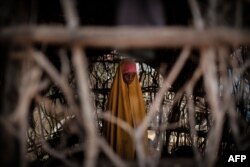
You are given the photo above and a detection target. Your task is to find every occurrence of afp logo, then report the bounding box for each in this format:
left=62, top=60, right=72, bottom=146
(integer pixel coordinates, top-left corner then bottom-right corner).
left=222, top=152, right=249, bottom=167
left=228, top=155, right=246, bottom=162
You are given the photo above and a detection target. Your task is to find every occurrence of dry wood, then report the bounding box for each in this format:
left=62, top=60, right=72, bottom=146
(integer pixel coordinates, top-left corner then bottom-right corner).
left=1, top=26, right=250, bottom=48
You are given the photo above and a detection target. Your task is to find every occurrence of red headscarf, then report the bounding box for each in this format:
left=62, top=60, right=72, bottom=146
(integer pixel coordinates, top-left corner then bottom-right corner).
left=122, top=61, right=137, bottom=74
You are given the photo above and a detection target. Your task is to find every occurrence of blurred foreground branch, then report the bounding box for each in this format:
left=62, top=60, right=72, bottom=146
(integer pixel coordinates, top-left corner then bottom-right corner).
left=1, top=26, right=250, bottom=48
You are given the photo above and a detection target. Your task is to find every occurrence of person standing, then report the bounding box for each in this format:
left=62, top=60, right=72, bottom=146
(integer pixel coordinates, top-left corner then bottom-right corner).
left=104, top=59, right=147, bottom=159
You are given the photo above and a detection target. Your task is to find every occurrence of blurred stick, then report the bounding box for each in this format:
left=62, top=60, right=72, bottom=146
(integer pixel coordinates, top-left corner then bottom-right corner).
left=185, top=66, right=202, bottom=165
left=201, top=47, right=225, bottom=167
left=220, top=48, right=250, bottom=149
left=30, top=49, right=78, bottom=121
left=34, top=95, right=69, bottom=121
left=137, top=46, right=191, bottom=138
left=188, top=0, right=205, bottom=29
left=72, top=46, right=98, bottom=167
left=59, top=49, right=70, bottom=79
left=98, top=138, right=127, bottom=167
left=37, top=103, right=79, bottom=167
left=135, top=46, right=191, bottom=167
left=100, top=112, right=134, bottom=136
left=10, top=53, right=45, bottom=167
left=60, top=0, right=79, bottom=29
left=61, top=0, right=100, bottom=166
left=1, top=26, right=250, bottom=48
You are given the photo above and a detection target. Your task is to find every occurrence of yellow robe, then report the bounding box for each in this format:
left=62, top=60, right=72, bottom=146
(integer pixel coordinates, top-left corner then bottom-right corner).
left=104, top=61, right=146, bottom=159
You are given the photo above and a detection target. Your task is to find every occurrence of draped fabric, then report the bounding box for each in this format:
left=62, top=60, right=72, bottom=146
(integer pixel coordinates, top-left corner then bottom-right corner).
left=104, top=60, right=146, bottom=159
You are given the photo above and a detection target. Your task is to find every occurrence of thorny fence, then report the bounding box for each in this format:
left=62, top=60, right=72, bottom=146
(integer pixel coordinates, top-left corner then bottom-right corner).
left=1, top=0, right=250, bottom=167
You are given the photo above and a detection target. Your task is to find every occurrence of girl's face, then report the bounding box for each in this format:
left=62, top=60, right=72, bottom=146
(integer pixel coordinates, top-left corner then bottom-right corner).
left=123, top=72, right=136, bottom=85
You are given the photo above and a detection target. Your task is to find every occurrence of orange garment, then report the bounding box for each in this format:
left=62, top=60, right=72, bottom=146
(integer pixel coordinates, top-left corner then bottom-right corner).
left=104, top=60, right=146, bottom=159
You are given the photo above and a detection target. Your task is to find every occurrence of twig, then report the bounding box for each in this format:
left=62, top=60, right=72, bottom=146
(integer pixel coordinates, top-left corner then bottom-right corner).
left=34, top=95, right=72, bottom=123
left=98, top=138, right=128, bottom=167
left=1, top=26, right=250, bottom=48
left=135, top=46, right=191, bottom=167
left=37, top=104, right=79, bottom=167
left=59, top=48, right=71, bottom=79
left=30, top=49, right=76, bottom=112
left=72, top=46, right=98, bottom=167
left=100, top=112, right=134, bottom=136
left=10, top=56, right=44, bottom=167
left=137, top=47, right=191, bottom=137
left=201, top=47, right=225, bottom=167
left=188, top=0, right=205, bottom=29
left=219, top=47, right=249, bottom=149
left=185, top=67, right=203, bottom=166
left=60, top=0, right=79, bottom=28
left=149, top=122, right=179, bottom=132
